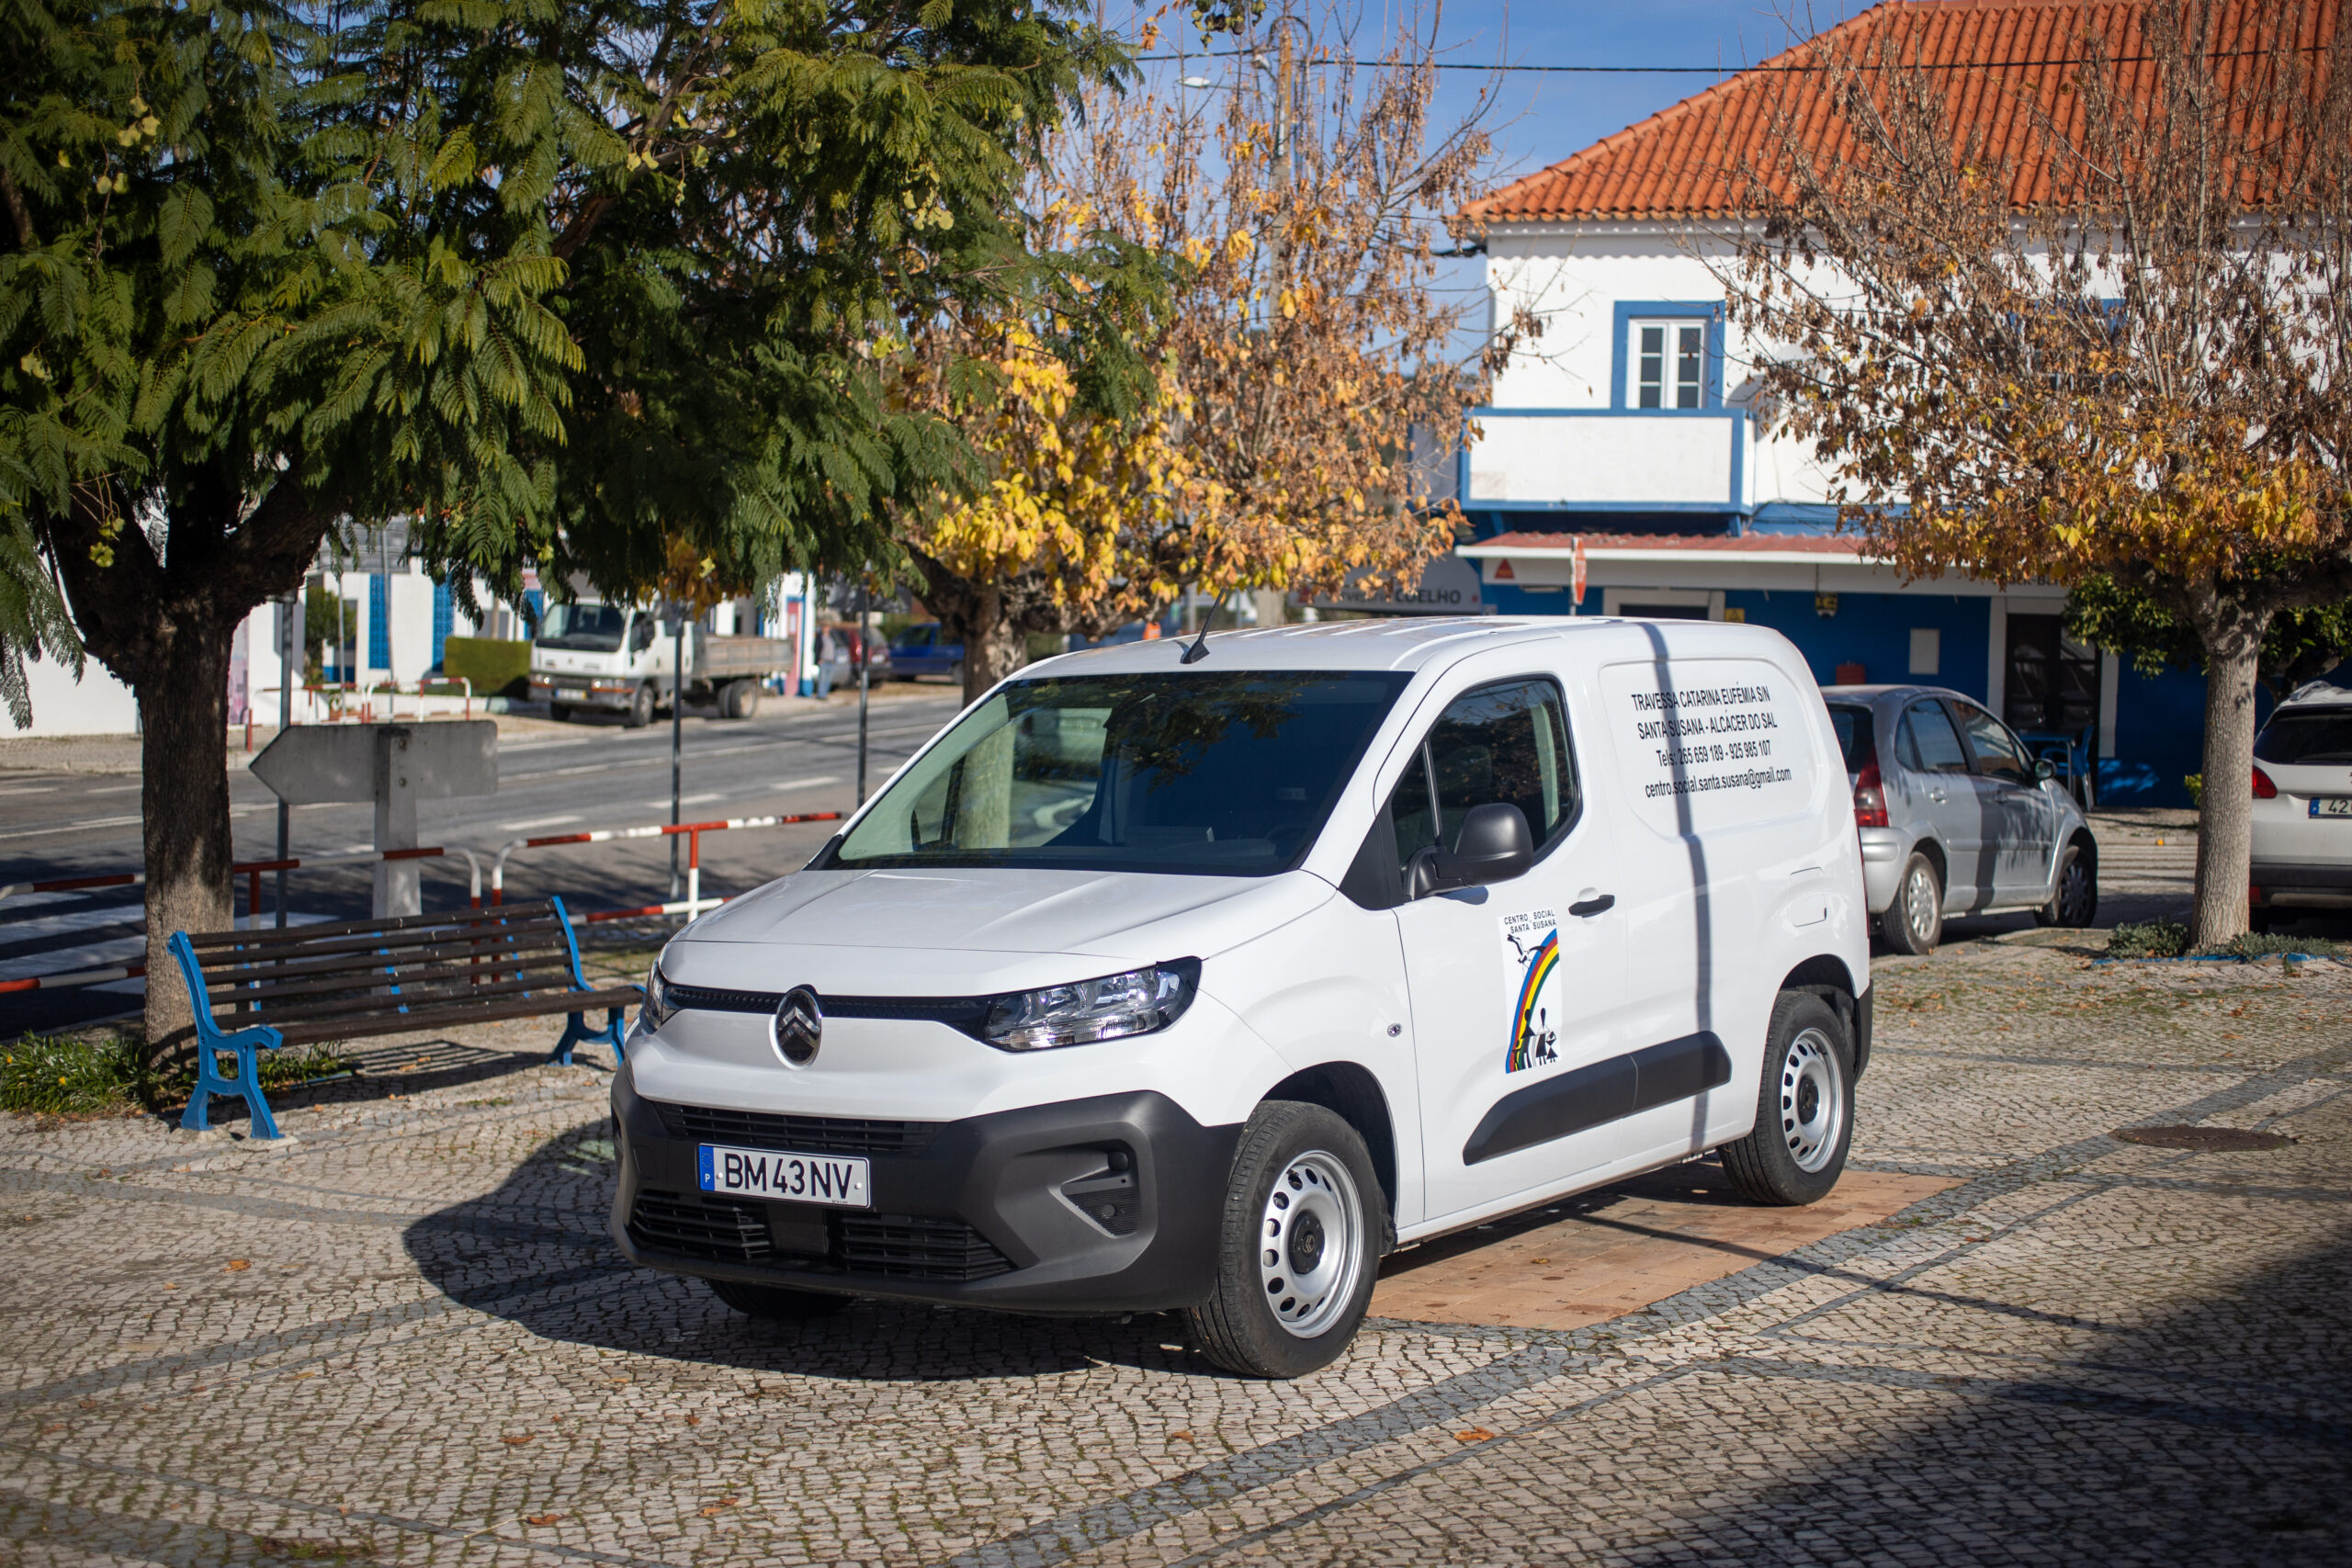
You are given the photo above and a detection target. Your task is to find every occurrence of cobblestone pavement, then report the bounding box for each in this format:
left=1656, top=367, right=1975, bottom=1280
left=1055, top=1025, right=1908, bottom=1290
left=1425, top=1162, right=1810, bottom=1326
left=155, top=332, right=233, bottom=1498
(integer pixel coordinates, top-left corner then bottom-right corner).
left=4, top=931, right=2349, bottom=1565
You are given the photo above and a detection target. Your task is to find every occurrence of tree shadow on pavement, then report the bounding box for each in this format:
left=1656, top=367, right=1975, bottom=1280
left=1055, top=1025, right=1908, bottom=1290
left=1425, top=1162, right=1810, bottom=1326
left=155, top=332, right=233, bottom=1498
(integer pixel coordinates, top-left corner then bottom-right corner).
left=401, top=1122, right=1228, bottom=1382
left=1596, top=1213, right=2352, bottom=1566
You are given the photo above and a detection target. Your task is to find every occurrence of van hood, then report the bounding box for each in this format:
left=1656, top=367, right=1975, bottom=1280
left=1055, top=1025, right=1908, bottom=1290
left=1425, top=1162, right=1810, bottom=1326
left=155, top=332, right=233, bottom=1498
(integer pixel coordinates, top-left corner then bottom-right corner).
left=667, top=866, right=1333, bottom=985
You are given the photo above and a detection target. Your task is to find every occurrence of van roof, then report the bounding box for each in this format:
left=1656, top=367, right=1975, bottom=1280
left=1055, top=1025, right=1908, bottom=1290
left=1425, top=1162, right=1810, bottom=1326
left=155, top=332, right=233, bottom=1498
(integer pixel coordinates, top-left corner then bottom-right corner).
left=1024, top=615, right=1771, bottom=677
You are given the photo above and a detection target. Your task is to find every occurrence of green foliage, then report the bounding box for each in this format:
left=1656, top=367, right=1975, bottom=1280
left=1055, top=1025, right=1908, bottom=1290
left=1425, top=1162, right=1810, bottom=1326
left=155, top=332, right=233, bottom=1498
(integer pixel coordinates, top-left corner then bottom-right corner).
left=2209, top=931, right=2347, bottom=959
left=2066, top=575, right=2352, bottom=702
left=2184, top=773, right=2203, bottom=809
left=0, top=510, right=80, bottom=727
left=439, top=634, right=528, bottom=697
left=2107, top=919, right=2190, bottom=960
left=0, top=1032, right=353, bottom=1114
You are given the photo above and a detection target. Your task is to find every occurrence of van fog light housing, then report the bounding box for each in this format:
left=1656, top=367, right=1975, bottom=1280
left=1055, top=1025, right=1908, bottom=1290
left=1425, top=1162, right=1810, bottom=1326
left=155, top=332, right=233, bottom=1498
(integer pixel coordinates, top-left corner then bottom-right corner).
left=983, top=960, right=1200, bottom=1052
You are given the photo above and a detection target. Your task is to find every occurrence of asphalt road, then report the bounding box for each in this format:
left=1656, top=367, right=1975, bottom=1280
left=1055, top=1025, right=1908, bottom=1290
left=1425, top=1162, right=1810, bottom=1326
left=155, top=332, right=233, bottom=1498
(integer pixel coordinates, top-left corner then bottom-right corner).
left=0, top=687, right=967, bottom=1037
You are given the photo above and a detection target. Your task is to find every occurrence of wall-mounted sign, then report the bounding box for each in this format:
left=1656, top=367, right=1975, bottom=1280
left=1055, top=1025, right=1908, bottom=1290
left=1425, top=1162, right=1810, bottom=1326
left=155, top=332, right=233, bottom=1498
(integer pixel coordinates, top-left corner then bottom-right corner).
left=1304, top=554, right=1487, bottom=615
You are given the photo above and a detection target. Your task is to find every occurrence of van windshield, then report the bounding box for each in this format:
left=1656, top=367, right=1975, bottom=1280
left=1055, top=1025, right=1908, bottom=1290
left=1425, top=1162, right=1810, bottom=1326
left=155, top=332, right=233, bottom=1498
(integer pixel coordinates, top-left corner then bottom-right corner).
left=825, top=671, right=1412, bottom=875
left=537, top=604, right=630, bottom=651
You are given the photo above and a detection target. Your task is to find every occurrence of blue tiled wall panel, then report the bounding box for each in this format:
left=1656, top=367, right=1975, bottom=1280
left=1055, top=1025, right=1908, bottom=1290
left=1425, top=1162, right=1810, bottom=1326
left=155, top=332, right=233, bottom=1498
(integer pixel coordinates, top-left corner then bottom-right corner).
left=1720, top=589, right=1992, bottom=699
left=368, top=574, right=388, bottom=672
left=431, top=581, right=452, bottom=671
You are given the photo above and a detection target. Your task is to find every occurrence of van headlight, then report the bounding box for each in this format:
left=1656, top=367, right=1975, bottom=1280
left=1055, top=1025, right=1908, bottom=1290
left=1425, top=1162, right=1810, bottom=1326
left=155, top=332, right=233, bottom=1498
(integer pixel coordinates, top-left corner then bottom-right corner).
left=641, top=963, right=673, bottom=1031
left=982, top=960, right=1200, bottom=1052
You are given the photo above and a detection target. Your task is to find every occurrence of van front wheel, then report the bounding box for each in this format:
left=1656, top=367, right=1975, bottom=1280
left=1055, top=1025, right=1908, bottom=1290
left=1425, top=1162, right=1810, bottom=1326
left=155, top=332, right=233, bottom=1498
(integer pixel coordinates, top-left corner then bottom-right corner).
left=1186, top=1101, right=1383, bottom=1379
left=1721, top=992, right=1854, bottom=1206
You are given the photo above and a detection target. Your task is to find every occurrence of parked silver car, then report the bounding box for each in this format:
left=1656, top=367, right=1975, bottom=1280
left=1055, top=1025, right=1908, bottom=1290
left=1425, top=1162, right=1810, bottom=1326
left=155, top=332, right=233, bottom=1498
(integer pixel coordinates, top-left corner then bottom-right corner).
left=1822, top=685, right=2099, bottom=954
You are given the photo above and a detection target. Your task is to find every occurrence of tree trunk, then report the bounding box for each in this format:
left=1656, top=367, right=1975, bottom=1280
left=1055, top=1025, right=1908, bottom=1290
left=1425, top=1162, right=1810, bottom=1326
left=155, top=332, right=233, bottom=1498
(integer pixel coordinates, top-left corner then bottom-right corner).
left=139, top=624, right=237, bottom=1045
left=2188, top=597, right=2266, bottom=950
left=963, top=584, right=1027, bottom=705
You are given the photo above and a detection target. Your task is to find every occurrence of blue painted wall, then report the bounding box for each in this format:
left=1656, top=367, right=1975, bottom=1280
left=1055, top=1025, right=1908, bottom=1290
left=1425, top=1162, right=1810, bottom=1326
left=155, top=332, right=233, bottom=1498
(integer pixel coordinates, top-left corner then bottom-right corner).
left=367, top=574, right=389, bottom=673
left=431, top=581, right=453, bottom=671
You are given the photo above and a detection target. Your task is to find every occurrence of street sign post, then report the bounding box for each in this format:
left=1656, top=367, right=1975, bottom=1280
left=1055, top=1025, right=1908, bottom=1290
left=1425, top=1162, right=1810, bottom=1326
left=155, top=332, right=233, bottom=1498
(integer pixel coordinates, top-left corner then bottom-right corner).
left=251, top=722, right=498, bottom=917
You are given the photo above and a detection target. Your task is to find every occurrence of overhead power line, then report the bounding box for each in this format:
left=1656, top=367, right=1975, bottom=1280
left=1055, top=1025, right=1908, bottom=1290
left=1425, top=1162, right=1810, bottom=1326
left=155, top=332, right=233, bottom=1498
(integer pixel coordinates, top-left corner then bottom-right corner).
left=1136, top=44, right=2337, bottom=76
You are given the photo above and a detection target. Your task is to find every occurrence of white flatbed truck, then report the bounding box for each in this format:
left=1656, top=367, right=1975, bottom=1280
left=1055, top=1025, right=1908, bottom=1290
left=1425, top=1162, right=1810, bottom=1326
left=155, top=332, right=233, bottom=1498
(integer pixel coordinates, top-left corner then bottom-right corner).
left=528, top=603, right=789, bottom=727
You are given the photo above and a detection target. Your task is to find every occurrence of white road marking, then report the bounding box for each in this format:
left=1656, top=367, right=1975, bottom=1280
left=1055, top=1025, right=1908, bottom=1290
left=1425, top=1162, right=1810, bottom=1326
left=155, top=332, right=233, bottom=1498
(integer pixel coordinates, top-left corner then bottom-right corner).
left=498, top=815, right=584, bottom=831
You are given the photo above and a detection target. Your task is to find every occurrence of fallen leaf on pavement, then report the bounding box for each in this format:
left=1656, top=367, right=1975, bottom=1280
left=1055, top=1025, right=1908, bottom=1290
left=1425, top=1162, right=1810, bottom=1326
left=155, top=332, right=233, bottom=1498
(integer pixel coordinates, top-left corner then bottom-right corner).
left=1454, top=1428, right=1496, bottom=1443
left=502, top=1435, right=534, bottom=1446
left=699, top=1497, right=740, bottom=1517
left=526, top=1515, right=563, bottom=1527
left=225, top=1259, right=251, bottom=1272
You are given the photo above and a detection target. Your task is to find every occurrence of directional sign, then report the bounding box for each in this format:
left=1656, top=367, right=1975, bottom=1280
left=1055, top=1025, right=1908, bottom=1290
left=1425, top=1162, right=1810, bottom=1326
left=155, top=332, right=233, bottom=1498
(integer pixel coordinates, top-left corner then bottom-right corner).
left=250, top=721, right=497, bottom=805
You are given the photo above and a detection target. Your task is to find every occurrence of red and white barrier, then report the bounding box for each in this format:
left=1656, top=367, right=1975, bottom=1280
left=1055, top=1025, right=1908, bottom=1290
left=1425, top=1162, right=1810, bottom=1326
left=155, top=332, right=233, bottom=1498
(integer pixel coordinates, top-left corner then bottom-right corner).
left=0, top=961, right=146, bottom=995
left=489, top=812, right=847, bottom=915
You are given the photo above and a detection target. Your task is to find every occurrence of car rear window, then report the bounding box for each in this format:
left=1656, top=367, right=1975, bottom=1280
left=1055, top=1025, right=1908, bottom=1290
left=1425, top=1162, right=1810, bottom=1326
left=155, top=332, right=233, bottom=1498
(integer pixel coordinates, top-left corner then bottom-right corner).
left=1826, top=705, right=1875, bottom=773
left=2256, top=707, right=2352, bottom=764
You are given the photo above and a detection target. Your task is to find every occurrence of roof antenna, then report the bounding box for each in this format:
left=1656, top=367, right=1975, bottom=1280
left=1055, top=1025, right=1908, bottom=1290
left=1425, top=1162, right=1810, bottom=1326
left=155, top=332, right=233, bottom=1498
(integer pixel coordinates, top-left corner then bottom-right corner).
left=1179, top=589, right=1220, bottom=664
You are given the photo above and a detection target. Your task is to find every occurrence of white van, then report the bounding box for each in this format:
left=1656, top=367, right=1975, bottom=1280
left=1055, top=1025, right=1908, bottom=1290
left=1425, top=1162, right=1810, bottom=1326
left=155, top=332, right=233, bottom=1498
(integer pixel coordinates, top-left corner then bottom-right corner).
left=612, top=617, right=1872, bottom=1377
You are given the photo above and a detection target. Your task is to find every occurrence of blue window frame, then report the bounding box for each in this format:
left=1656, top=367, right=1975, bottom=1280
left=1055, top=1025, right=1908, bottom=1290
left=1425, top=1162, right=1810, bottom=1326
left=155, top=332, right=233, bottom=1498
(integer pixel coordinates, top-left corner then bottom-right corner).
left=1610, top=301, right=1725, bottom=412
left=368, top=574, right=389, bottom=671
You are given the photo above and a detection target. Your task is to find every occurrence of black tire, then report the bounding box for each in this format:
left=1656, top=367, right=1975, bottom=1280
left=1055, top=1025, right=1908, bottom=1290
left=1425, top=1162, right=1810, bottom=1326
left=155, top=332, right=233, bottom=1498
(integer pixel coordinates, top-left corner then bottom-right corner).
left=2250, top=908, right=2278, bottom=934
left=707, top=1278, right=851, bottom=1321
left=2035, top=842, right=2098, bottom=928
left=1185, top=1101, right=1384, bottom=1380
left=623, top=683, right=655, bottom=728
left=730, top=682, right=759, bottom=720
left=547, top=702, right=573, bottom=723
left=1880, top=852, right=1943, bottom=955
left=1722, top=992, right=1855, bottom=1206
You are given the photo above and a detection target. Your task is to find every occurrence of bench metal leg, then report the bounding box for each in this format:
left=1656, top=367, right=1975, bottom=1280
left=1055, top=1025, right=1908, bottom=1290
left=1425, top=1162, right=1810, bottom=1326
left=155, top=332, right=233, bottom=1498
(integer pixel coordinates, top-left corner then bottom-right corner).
left=552, top=1006, right=629, bottom=1068
left=181, top=1042, right=283, bottom=1141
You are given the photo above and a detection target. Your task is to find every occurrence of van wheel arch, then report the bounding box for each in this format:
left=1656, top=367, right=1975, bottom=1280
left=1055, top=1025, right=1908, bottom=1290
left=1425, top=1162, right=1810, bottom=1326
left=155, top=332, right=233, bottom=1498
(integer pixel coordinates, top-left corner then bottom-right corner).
left=1776, top=955, right=1868, bottom=1079
left=1261, top=1064, right=1397, bottom=1243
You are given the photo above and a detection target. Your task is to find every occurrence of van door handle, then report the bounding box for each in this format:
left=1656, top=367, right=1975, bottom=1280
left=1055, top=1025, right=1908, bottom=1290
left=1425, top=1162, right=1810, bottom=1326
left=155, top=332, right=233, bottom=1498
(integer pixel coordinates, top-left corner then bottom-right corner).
left=1568, top=894, right=1616, bottom=918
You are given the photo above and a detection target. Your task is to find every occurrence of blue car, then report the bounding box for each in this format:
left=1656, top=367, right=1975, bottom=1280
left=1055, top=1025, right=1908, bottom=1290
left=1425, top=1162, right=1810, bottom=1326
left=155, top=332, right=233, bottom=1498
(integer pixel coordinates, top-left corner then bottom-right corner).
left=888, top=622, right=965, bottom=682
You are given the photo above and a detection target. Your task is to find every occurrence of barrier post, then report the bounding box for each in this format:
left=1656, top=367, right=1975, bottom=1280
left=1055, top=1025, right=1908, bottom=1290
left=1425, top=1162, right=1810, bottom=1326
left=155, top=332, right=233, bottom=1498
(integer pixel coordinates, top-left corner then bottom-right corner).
left=687, top=826, right=702, bottom=914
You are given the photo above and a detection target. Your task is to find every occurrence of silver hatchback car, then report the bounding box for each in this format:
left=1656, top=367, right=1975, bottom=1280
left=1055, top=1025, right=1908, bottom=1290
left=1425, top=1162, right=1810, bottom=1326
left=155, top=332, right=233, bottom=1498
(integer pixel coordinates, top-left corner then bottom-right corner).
left=1822, top=685, right=2099, bottom=954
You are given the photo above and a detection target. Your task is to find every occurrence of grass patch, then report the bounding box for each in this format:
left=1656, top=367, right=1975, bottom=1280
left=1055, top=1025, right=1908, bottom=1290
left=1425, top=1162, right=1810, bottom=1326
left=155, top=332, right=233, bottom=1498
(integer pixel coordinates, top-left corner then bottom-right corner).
left=0, top=1035, right=356, bottom=1117
left=2107, top=920, right=2190, bottom=960
left=0, top=1035, right=149, bottom=1115
left=2202, top=931, right=2349, bottom=960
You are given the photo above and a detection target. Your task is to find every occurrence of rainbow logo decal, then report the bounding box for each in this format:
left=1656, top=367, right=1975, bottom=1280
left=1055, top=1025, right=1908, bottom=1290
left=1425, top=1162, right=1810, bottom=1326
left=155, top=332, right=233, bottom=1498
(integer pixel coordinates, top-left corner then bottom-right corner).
left=1505, top=929, right=1559, bottom=1074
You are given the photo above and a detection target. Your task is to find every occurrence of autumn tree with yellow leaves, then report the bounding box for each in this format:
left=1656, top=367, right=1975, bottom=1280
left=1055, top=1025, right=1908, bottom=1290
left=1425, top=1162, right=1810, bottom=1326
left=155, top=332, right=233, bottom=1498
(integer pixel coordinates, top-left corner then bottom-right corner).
left=1724, top=0, right=2352, bottom=946
left=900, top=2, right=1524, bottom=702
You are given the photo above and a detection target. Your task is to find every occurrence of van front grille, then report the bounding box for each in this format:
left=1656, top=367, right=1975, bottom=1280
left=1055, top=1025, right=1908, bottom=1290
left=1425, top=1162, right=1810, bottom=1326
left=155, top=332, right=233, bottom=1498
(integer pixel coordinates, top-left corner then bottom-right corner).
left=654, top=1103, right=942, bottom=1156
left=838, top=1214, right=1013, bottom=1280
left=627, top=1189, right=770, bottom=1265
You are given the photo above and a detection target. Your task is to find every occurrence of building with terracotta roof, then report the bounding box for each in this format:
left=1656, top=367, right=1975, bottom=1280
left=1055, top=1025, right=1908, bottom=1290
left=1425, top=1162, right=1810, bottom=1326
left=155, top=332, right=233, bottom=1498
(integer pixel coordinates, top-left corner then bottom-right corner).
left=1439, top=0, right=2340, bottom=807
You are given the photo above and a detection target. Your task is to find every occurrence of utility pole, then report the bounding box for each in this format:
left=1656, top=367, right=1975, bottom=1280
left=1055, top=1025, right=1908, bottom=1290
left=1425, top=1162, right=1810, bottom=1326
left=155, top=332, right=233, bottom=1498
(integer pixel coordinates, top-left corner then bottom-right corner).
left=275, top=588, right=297, bottom=927
left=669, top=605, right=685, bottom=903
left=855, top=574, right=873, bottom=803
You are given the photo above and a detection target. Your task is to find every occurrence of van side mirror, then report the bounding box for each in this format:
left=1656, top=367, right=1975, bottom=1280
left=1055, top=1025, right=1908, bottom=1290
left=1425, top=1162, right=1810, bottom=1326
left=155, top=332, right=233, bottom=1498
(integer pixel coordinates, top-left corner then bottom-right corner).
left=1409, top=802, right=1535, bottom=897
left=2034, top=757, right=2056, bottom=783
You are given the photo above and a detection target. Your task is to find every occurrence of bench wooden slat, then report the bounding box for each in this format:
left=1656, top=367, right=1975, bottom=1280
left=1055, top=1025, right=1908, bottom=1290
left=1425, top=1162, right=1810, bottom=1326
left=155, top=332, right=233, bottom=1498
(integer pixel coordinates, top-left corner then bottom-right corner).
left=185, top=901, right=559, bottom=949
left=198, top=929, right=567, bottom=982
left=220, top=972, right=602, bottom=1026
left=270, top=987, right=643, bottom=1047
left=196, top=919, right=565, bottom=972
left=211, top=957, right=578, bottom=1011
left=202, top=940, right=573, bottom=995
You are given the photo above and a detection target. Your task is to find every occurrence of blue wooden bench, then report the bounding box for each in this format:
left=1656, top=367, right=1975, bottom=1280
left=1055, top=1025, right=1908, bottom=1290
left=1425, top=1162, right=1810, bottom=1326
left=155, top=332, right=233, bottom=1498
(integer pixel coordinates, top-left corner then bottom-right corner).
left=169, top=897, right=638, bottom=1140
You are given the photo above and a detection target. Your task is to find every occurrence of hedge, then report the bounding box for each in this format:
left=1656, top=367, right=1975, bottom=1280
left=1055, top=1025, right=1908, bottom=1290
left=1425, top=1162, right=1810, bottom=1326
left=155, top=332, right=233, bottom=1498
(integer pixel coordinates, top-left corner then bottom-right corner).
left=441, top=637, right=533, bottom=699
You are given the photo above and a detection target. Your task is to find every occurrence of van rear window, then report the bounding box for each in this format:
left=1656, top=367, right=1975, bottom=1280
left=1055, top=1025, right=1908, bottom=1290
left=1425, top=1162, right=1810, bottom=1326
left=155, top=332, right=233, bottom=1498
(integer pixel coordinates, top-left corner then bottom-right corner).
left=1826, top=705, right=1875, bottom=773
left=2256, top=707, right=2352, bottom=764
left=824, top=671, right=1411, bottom=876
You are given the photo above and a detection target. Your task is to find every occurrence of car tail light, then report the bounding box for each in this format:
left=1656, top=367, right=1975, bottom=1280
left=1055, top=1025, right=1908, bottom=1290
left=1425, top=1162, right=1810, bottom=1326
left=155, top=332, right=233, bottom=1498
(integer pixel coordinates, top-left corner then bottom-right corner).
left=1853, top=758, right=1890, bottom=829
left=2252, top=765, right=2278, bottom=799
left=2249, top=884, right=2266, bottom=906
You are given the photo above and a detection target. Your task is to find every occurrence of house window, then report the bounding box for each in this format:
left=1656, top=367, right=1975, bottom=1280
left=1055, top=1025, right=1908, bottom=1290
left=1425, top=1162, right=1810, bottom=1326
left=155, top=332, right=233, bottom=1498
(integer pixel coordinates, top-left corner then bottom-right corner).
left=1631, top=319, right=1707, bottom=409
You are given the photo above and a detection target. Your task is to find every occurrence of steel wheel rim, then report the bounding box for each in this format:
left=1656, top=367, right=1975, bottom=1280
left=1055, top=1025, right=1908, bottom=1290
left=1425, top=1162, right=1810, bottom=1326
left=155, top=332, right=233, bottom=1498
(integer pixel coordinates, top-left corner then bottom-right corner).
left=1905, top=864, right=1938, bottom=942
left=1781, top=1027, right=1845, bottom=1174
left=1257, top=1150, right=1365, bottom=1339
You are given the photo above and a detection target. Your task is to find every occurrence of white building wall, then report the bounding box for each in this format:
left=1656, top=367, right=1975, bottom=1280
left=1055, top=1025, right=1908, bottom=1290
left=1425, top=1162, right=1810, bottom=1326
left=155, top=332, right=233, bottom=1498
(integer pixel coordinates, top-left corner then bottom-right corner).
left=13, top=650, right=139, bottom=738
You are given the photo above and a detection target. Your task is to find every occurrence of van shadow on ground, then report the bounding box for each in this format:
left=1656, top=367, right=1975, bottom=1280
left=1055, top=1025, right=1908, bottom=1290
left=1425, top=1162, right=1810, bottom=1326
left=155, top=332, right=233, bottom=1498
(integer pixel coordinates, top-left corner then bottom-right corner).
left=400, top=1122, right=1227, bottom=1382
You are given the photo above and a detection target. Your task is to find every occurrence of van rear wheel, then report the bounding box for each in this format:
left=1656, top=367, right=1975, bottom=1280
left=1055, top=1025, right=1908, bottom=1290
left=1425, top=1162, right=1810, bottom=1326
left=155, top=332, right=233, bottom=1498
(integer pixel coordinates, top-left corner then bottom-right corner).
left=1721, top=992, right=1854, bottom=1206
left=707, top=1278, right=850, bottom=1321
left=1186, top=1101, right=1382, bottom=1380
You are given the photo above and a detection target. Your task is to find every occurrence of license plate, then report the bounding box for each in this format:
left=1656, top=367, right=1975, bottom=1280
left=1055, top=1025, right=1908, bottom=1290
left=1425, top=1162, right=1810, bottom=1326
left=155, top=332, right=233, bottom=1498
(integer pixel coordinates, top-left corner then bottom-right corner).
left=557, top=688, right=587, bottom=701
left=2312, top=797, right=2352, bottom=818
left=697, top=1144, right=870, bottom=1208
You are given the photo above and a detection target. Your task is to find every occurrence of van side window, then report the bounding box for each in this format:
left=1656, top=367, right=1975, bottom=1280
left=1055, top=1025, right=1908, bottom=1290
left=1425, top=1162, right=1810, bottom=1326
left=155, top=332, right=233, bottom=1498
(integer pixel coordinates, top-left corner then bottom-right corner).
left=1387, top=679, right=1577, bottom=880
left=1898, top=701, right=1972, bottom=774
left=1952, top=702, right=2034, bottom=784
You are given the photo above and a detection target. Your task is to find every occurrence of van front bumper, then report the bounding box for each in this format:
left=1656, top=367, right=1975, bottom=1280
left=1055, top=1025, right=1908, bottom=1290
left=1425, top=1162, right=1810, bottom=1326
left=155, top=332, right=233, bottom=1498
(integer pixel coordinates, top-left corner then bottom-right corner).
left=608, top=1064, right=1244, bottom=1314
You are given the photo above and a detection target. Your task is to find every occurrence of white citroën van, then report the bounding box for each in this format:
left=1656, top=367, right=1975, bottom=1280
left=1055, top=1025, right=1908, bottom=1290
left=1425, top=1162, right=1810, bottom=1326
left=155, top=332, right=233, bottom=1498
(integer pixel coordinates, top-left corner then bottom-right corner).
left=613, top=617, right=1872, bottom=1377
